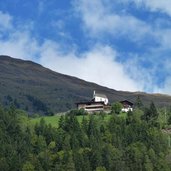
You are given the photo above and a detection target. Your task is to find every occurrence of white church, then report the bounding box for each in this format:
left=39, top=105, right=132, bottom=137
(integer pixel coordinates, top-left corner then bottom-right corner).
left=92, top=90, right=109, bottom=105
left=76, top=90, right=133, bottom=113
left=76, top=91, right=110, bottom=113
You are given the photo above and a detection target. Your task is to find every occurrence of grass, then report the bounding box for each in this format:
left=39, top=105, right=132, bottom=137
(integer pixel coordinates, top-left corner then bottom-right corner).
left=29, top=115, right=61, bottom=128
left=29, top=115, right=91, bottom=128
left=30, top=114, right=113, bottom=128
left=29, top=112, right=126, bottom=128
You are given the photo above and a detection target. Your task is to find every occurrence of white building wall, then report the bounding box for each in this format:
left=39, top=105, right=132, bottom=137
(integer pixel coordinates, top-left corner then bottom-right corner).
left=94, top=96, right=108, bottom=105
left=121, top=107, right=133, bottom=112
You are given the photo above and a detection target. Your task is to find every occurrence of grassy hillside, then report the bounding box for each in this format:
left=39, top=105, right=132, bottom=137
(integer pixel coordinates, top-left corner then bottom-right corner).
left=29, top=108, right=170, bottom=130
left=30, top=115, right=61, bottom=128
left=1, top=55, right=171, bottom=115
left=29, top=114, right=113, bottom=128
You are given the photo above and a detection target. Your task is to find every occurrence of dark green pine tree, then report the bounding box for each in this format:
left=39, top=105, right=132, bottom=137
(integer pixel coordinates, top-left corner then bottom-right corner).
left=135, top=96, right=144, bottom=109
left=63, top=152, right=76, bottom=171
left=58, top=115, right=65, bottom=129
left=73, top=150, right=84, bottom=171
left=82, top=150, right=91, bottom=171
left=81, top=116, right=88, bottom=134
left=90, top=146, right=102, bottom=170
left=149, top=102, right=158, bottom=120
left=143, top=102, right=158, bottom=123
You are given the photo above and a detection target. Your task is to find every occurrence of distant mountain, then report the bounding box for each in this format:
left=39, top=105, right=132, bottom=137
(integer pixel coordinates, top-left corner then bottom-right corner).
left=0, top=55, right=171, bottom=114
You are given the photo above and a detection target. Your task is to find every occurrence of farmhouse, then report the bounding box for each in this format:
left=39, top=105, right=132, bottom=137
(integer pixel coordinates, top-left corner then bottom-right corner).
left=77, top=101, right=105, bottom=112
left=120, top=100, right=133, bottom=112
left=76, top=91, right=110, bottom=113
left=76, top=91, right=134, bottom=113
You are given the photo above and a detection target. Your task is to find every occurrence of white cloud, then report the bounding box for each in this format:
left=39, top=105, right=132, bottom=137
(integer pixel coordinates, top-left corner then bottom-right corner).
left=132, top=0, right=171, bottom=16
left=73, top=0, right=171, bottom=50
left=73, top=0, right=151, bottom=41
left=0, top=11, right=13, bottom=31
left=1, top=8, right=171, bottom=94
left=0, top=31, right=39, bottom=60
left=0, top=31, right=142, bottom=92
left=39, top=43, right=141, bottom=91
left=0, top=11, right=142, bottom=92
left=72, top=0, right=171, bottom=95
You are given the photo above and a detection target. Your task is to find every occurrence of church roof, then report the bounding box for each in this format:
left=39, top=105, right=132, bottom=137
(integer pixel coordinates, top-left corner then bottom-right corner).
left=94, top=93, right=107, bottom=98
left=120, top=100, right=133, bottom=106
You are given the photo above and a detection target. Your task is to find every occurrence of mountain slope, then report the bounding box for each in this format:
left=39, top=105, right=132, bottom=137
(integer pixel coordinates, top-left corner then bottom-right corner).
left=0, top=55, right=171, bottom=114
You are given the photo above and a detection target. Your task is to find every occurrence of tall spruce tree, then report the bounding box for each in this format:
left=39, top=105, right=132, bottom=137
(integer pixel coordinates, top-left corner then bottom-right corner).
left=143, top=102, right=158, bottom=123
left=135, top=96, right=143, bottom=109
left=149, top=102, right=158, bottom=120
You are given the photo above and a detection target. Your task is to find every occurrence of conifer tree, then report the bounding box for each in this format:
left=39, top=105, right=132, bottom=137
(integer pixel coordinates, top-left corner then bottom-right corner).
left=149, top=102, right=158, bottom=120
left=135, top=96, right=144, bottom=109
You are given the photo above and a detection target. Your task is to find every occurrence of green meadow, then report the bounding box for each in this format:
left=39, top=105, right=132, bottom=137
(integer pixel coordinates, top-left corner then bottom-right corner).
left=29, top=114, right=116, bottom=128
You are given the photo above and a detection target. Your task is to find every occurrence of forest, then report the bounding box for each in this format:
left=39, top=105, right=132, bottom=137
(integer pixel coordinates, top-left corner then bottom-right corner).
left=0, top=102, right=171, bottom=171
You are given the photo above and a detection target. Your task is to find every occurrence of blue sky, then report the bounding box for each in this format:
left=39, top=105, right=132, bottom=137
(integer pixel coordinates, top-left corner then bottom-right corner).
left=0, top=0, right=171, bottom=94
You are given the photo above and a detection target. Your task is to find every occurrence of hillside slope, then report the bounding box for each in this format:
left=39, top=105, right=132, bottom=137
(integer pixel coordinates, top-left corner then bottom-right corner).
left=0, top=55, right=171, bottom=114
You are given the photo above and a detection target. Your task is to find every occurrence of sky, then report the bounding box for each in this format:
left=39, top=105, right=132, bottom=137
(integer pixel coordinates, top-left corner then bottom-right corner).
left=0, top=0, right=171, bottom=94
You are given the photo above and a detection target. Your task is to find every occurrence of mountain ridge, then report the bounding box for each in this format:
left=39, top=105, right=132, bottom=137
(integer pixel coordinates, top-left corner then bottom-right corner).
left=0, top=55, right=171, bottom=114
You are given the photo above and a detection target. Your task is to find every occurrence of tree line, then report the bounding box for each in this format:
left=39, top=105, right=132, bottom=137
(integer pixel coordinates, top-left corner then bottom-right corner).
left=0, top=102, right=171, bottom=170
